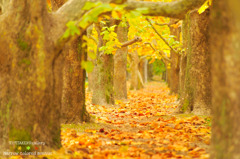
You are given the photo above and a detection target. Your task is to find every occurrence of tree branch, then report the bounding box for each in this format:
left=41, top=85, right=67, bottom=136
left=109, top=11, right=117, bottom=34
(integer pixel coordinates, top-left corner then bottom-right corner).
left=53, top=0, right=204, bottom=50
left=56, top=0, right=204, bottom=24
left=146, top=18, right=180, bottom=56
left=121, top=36, right=142, bottom=48
left=144, top=42, right=172, bottom=63
left=155, top=20, right=179, bottom=26
left=125, top=0, right=205, bottom=19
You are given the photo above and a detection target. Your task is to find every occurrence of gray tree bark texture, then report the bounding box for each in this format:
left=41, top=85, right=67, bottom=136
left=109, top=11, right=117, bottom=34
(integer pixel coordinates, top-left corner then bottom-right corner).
left=61, top=36, right=90, bottom=124
left=52, top=0, right=90, bottom=124
left=210, top=0, right=240, bottom=158
left=114, top=22, right=128, bottom=100
left=179, top=10, right=211, bottom=115
left=92, top=21, right=117, bottom=105
left=0, top=0, right=64, bottom=152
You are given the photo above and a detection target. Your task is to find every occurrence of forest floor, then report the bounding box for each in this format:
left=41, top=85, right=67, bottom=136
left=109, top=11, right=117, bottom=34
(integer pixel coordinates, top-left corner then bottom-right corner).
left=58, top=81, right=211, bottom=159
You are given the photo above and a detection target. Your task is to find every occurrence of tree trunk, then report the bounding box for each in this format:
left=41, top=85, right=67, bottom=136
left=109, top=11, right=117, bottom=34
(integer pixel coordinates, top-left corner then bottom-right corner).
left=148, top=63, right=153, bottom=81
left=210, top=0, right=240, bottom=158
left=169, top=21, right=181, bottom=94
left=178, top=14, right=191, bottom=107
left=139, top=58, right=148, bottom=83
left=0, top=1, right=63, bottom=152
left=61, top=36, right=90, bottom=123
left=92, top=22, right=115, bottom=105
left=114, top=22, right=128, bottom=100
left=180, top=10, right=211, bottom=115
left=166, top=67, right=171, bottom=86
left=130, top=49, right=143, bottom=90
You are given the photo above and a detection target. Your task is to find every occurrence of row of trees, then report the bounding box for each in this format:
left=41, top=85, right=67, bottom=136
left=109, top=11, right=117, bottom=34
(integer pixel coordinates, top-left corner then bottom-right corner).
left=0, top=0, right=239, bottom=158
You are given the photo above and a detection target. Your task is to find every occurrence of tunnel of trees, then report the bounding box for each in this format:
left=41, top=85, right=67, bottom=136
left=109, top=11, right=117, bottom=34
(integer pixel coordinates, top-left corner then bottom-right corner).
left=0, top=0, right=239, bottom=158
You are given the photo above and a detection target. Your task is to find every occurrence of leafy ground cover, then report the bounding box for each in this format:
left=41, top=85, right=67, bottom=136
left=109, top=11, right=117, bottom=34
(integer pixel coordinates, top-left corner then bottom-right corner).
left=10, top=81, right=211, bottom=159
left=59, top=82, right=211, bottom=159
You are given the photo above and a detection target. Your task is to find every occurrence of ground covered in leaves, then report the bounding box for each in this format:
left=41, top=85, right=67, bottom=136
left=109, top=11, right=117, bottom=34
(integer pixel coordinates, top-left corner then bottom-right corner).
left=59, top=82, right=211, bottom=159
left=10, top=82, right=211, bottom=159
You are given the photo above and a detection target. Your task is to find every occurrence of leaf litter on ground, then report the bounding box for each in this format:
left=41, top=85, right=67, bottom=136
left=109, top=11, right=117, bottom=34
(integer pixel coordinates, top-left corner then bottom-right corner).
left=11, top=82, right=211, bottom=159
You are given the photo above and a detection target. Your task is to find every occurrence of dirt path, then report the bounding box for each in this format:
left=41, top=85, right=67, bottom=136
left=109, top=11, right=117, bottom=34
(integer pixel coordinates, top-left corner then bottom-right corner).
left=61, top=82, right=211, bottom=159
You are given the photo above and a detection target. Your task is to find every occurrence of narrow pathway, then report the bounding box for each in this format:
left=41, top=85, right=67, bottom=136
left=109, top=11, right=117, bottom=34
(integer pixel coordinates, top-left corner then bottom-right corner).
left=61, top=82, right=211, bottom=159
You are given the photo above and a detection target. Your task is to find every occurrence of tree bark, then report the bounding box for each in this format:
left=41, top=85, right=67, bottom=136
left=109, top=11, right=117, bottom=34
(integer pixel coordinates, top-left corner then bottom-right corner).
left=92, top=21, right=116, bottom=105
left=179, top=10, right=211, bottom=115
left=139, top=58, right=148, bottom=83
left=61, top=36, right=90, bottom=124
left=147, top=63, right=153, bottom=81
left=114, top=22, right=128, bottom=100
left=0, top=0, right=63, bottom=152
left=210, top=0, right=240, bottom=158
left=130, top=49, right=143, bottom=90
left=169, top=20, right=181, bottom=94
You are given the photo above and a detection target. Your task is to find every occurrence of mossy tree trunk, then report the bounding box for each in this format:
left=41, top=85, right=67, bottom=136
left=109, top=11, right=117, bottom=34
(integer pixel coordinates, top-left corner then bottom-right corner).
left=210, top=0, right=240, bottom=158
left=52, top=0, right=90, bottom=123
left=61, top=36, right=90, bottom=123
left=0, top=0, right=64, bottom=152
left=180, top=10, right=211, bottom=115
left=92, top=21, right=117, bottom=105
left=114, top=22, right=128, bottom=100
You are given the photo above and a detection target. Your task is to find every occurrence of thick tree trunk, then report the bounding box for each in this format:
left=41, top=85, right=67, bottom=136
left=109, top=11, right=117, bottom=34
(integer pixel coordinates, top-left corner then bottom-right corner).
left=190, top=10, right=211, bottom=115
left=0, top=1, right=63, bottom=152
left=52, top=0, right=90, bottom=123
left=210, top=0, right=240, bottom=158
left=130, top=50, right=143, bottom=90
left=92, top=22, right=115, bottom=105
left=114, top=22, right=128, bottom=100
left=178, top=13, right=192, bottom=112
left=61, top=36, right=90, bottom=123
left=180, top=10, right=211, bottom=115
left=169, top=21, right=181, bottom=94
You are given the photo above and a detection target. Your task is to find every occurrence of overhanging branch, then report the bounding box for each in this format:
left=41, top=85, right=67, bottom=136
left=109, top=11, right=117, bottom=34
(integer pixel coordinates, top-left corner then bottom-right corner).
left=156, top=20, right=179, bottom=26
left=121, top=36, right=142, bottom=48
left=125, top=0, right=205, bottom=19
left=144, top=42, right=172, bottom=63
left=146, top=18, right=180, bottom=56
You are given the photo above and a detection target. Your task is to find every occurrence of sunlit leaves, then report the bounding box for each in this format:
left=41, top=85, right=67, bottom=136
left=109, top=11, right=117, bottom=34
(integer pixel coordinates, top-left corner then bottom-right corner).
left=82, top=1, right=102, bottom=10
left=99, top=25, right=121, bottom=55
left=79, top=3, right=113, bottom=29
left=62, top=21, right=80, bottom=39
left=198, top=0, right=211, bottom=14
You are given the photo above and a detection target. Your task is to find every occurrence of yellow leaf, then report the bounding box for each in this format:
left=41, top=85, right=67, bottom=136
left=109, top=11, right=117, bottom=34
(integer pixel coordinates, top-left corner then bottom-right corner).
left=198, top=1, right=209, bottom=14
